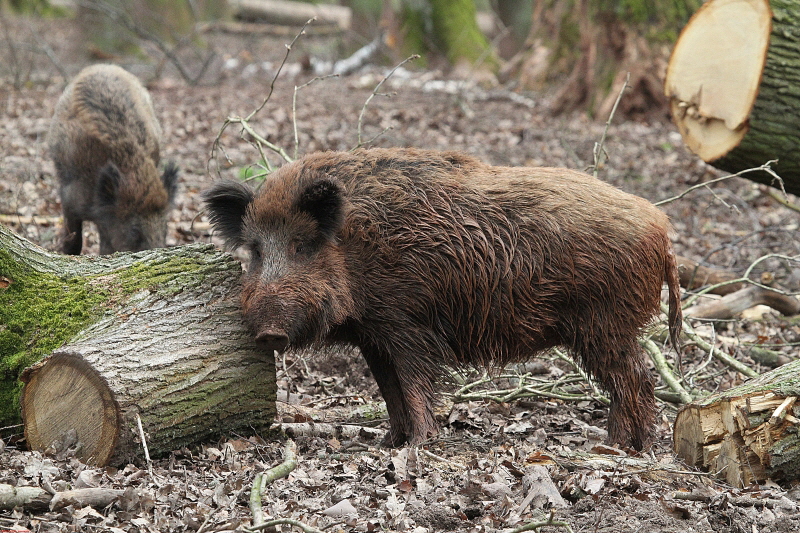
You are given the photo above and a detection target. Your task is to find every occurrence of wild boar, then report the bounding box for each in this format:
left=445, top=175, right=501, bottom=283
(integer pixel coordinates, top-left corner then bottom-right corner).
left=48, top=64, right=178, bottom=255
left=204, top=148, right=682, bottom=450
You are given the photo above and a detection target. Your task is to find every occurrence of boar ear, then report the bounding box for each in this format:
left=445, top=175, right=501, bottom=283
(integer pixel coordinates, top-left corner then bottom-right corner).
left=97, top=163, right=122, bottom=207
left=297, top=177, right=345, bottom=240
left=161, top=161, right=179, bottom=203
left=203, top=180, right=255, bottom=248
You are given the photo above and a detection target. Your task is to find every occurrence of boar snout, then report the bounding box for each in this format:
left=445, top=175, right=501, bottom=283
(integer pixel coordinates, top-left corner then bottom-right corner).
left=255, top=328, right=290, bottom=353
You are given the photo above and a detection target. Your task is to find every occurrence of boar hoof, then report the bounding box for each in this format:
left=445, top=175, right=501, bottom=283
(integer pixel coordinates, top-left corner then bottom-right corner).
left=255, top=329, right=289, bottom=353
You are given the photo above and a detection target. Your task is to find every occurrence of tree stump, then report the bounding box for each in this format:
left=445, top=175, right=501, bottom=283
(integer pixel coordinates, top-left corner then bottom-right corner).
left=0, top=225, right=275, bottom=466
left=673, top=359, right=800, bottom=487
left=665, top=0, right=800, bottom=195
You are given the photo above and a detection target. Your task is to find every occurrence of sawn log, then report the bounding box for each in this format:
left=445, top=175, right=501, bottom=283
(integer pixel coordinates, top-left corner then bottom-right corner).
left=0, top=224, right=275, bottom=467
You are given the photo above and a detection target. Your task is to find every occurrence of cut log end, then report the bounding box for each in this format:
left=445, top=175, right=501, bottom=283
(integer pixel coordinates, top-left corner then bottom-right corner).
left=21, top=353, right=120, bottom=466
left=665, top=0, right=772, bottom=162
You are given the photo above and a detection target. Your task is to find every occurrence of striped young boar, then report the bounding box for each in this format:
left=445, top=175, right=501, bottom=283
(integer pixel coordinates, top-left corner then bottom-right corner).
left=204, top=148, right=682, bottom=450
left=48, top=64, right=178, bottom=255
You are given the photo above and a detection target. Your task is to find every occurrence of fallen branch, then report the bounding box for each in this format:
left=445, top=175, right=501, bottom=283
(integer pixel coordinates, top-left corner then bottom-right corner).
left=504, top=510, right=574, bottom=533
left=684, top=285, right=800, bottom=320
left=0, top=484, right=125, bottom=512
left=672, top=490, right=793, bottom=508
left=676, top=255, right=744, bottom=295
left=261, top=439, right=297, bottom=486
left=278, top=422, right=385, bottom=442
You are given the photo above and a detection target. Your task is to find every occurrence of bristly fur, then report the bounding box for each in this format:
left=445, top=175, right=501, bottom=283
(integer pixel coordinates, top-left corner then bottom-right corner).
left=48, top=63, right=178, bottom=254
left=205, top=147, right=682, bottom=451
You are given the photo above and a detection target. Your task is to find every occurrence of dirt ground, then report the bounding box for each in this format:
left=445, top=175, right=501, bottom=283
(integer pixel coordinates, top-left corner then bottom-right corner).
left=2, top=12, right=800, bottom=533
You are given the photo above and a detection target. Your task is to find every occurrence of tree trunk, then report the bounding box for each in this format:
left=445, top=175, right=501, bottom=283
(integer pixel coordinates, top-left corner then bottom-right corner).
left=0, top=225, right=275, bottom=467
left=666, top=0, right=800, bottom=195
left=381, top=0, right=498, bottom=74
left=673, top=359, right=800, bottom=487
left=504, top=0, right=700, bottom=119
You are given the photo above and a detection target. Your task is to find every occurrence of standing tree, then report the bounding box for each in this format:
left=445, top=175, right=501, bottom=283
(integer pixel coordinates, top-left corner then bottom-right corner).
left=381, top=0, right=498, bottom=77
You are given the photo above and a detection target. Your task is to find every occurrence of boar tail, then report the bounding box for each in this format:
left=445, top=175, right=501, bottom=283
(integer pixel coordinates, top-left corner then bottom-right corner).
left=665, top=249, right=683, bottom=351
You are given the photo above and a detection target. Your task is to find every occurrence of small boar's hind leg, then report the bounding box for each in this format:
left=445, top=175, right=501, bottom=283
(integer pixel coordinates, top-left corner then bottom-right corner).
left=62, top=213, right=83, bottom=255
left=580, top=338, right=656, bottom=450
left=360, top=345, right=438, bottom=447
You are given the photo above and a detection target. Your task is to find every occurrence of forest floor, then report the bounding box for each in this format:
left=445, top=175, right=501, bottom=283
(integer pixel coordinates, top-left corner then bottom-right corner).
left=2, top=12, right=800, bottom=533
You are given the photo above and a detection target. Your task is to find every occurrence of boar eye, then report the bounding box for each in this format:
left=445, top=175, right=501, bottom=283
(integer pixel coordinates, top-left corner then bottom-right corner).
left=289, top=239, right=311, bottom=257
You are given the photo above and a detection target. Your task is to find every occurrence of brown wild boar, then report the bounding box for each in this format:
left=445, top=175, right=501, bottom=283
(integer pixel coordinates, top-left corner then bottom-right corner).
left=48, top=64, right=178, bottom=255
left=204, top=148, right=682, bottom=450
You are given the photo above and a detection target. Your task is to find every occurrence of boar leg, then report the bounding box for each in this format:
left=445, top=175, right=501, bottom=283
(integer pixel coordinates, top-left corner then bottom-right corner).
left=360, top=345, right=439, bottom=447
left=578, top=339, right=656, bottom=450
left=62, top=213, right=83, bottom=255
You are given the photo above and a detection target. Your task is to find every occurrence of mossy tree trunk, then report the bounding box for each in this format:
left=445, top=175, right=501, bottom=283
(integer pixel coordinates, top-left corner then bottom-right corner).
left=505, top=0, right=700, bottom=119
left=674, top=358, right=800, bottom=487
left=0, top=224, right=275, bottom=467
left=382, top=0, right=498, bottom=72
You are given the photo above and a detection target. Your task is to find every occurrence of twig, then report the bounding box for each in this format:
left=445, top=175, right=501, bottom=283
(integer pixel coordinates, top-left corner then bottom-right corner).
left=355, top=54, right=420, bottom=148
left=655, top=160, right=779, bottom=206
left=668, top=303, right=759, bottom=378
left=249, top=473, right=264, bottom=528
left=77, top=0, right=214, bottom=85
left=504, top=510, right=574, bottom=533
left=418, top=449, right=466, bottom=469
left=293, top=74, right=339, bottom=159
left=640, top=339, right=693, bottom=404
left=765, top=188, right=800, bottom=213
left=135, top=413, right=152, bottom=474
left=260, top=439, right=298, bottom=487
left=552, top=348, right=607, bottom=402
left=209, top=19, right=315, bottom=174
left=248, top=518, right=326, bottom=533
left=592, top=72, right=629, bottom=178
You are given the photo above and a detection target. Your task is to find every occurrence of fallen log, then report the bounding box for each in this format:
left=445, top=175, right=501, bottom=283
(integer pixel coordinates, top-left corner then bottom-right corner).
left=0, top=224, right=275, bottom=467
left=229, top=0, right=352, bottom=30
left=673, top=358, right=800, bottom=487
left=665, top=0, right=800, bottom=195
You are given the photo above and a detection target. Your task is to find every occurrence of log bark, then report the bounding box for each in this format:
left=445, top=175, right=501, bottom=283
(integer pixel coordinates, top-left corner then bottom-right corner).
left=674, top=359, right=800, bottom=487
left=666, top=0, right=800, bottom=195
left=0, top=224, right=275, bottom=467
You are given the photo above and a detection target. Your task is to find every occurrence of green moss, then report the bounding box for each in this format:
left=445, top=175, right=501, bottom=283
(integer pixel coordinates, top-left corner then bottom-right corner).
left=430, top=0, right=497, bottom=69
left=0, top=246, right=218, bottom=424
left=110, top=254, right=207, bottom=297
left=0, top=250, right=110, bottom=424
